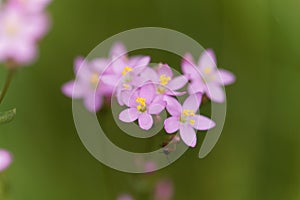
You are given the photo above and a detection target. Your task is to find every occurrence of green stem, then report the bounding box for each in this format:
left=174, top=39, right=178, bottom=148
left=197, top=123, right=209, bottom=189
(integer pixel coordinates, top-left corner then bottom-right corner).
left=0, top=69, right=15, bottom=105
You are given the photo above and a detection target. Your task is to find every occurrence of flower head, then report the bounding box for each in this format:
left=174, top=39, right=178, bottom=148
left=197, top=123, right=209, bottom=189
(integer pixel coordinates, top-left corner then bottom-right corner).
left=0, top=149, right=12, bottom=172
left=0, top=2, right=49, bottom=65
left=164, top=93, right=215, bottom=147
left=119, top=83, right=166, bottom=130
left=62, top=57, right=113, bottom=112
left=154, top=179, right=174, bottom=200
left=182, top=50, right=235, bottom=102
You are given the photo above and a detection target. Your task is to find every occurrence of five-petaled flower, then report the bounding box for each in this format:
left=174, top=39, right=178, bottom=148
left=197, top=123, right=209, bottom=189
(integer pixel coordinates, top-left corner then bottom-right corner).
left=182, top=49, right=235, bottom=102
left=164, top=93, right=216, bottom=147
left=62, top=57, right=113, bottom=112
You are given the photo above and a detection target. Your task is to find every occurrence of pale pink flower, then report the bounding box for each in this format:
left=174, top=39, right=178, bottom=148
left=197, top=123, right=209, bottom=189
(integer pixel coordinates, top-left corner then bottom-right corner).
left=0, top=149, right=12, bottom=172
left=182, top=50, right=235, bottom=102
left=164, top=93, right=215, bottom=147
left=154, top=179, right=174, bottom=200
left=62, top=57, right=113, bottom=112
left=0, top=2, right=49, bottom=64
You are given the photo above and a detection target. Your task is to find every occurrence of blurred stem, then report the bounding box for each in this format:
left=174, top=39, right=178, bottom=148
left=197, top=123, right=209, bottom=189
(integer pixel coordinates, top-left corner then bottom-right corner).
left=0, top=69, right=15, bottom=105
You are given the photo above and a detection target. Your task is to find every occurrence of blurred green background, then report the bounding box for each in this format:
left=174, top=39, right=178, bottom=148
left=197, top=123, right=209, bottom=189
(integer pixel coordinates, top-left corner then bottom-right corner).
left=1, top=0, right=300, bottom=199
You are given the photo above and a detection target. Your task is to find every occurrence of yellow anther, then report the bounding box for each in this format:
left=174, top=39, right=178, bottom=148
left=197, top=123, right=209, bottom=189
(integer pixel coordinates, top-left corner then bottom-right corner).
left=204, top=67, right=212, bottom=74
left=136, top=97, right=147, bottom=112
left=189, top=119, right=195, bottom=125
left=182, top=109, right=195, bottom=117
left=122, top=66, right=133, bottom=76
left=159, top=74, right=171, bottom=85
left=123, top=84, right=130, bottom=89
left=136, top=97, right=146, bottom=107
left=90, top=73, right=99, bottom=86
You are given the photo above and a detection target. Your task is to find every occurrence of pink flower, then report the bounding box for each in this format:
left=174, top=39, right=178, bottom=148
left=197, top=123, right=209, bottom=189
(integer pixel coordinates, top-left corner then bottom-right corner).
left=164, top=94, right=215, bottom=147
left=62, top=57, right=113, bottom=112
left=182, top=50, right=235, bottom=102
left=154, top=179, right=174, bottom=200
left=151, top=64, right=188, bottom=96
left=10, top=0, right=51, bottom=13
left=119, top=83, right=166, bottom=130
left=117, top=194, right=134, bottom=200
left=0, top=149, right=12, bottom=172
left=0, top=2, right=49, bottom=65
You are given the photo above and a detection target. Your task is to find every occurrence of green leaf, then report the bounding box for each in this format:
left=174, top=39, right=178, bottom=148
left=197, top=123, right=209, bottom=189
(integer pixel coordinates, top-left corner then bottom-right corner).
left=0, top=108, right=16, bottom=125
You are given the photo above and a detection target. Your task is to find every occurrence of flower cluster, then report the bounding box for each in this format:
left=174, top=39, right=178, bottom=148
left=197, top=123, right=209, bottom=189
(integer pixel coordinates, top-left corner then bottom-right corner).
left=62, top=43, right=235, bottom=147
left=0, top=0, right=51, bottom=66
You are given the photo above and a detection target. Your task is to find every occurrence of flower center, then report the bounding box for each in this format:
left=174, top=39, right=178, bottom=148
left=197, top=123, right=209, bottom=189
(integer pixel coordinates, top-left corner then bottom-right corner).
left=136, top=97, right=147, bottom=112
left=90, top=73, right=99, bottom=88
left=202, top=67, right=216, bottom=83
left=159, top=74, right=171, bottom=86
left=122, top=66, right=132, bottom=76
left=180, top=109, right=195, bottom=125
left=4, top=18, right=20, bottom=37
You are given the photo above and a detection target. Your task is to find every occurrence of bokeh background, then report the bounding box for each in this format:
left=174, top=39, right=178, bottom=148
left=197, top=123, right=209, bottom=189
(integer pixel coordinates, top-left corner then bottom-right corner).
left=1, top=0, right=300, bottom=199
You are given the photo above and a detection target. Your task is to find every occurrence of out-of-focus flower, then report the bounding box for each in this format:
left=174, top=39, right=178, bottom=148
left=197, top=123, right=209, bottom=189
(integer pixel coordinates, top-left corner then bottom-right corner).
left=117, top=194, right=134, bottom=200
left=0, top=2, right=49, bottom=65
left=154, top=179, right=174, bottom=200
left=182, top=50, right=235, bottom=102
left=0, top=149, right=12, bottom=172
left=62, top=57, right=113, bottom=112
left=164, top=93, right=215, bottom=147
left=119, top=83, right=166, bottom=130
left=10, top=0, right=51, bottom=13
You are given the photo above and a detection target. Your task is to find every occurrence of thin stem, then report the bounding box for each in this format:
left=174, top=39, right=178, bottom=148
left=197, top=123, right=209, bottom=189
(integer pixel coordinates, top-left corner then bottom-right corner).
left=0, top=69, right=15, bottom=105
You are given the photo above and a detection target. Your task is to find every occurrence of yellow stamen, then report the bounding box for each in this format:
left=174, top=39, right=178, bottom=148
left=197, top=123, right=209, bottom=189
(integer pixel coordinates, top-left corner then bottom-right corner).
left=136, top=97, right=147, bottom=112
left=182, top=109, right=195, bottom=117
left=204, top=67, right=212, bottom=74
left=159, top=74, right=171, bottom=85
left=123, top=84, right=130, bottom=89
left=122, top=66, right=133, bottom=76
left=189, top=119, right=195, bottom=125
left=90, top=73, right=99, bottom=86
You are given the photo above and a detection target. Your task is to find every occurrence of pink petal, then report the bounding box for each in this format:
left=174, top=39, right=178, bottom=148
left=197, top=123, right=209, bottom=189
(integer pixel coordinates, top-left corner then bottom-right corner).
left=198, top=49, right=217, bottom=71
left=84, top=94, right=103, bottom=112
left=101, top=74, right=120, bottom=87
left=139, top=83, right=156, bottom=102
left=62, top=81, right=85, bottom=98
left=157, top=64, right=173, bottom=78
left=129, top=56, right=150, bottom=69
left=138, top=113, right=153, bottom=130
left=180, top=125, right=197, bottom=147
left=167, top=75, right=188, bottom=91
left=164, top=117, right=180, bottom=133
left=205, top=83, right=225, bottom=103
left=109, top=42, right=127, bottom=58
left=181, top=53, right=199, bottom=79
left=119, top=108, right=139, bottom=122
left=148, top=104, right=165, bottom=115
left=217, top=69, right=236, bottom=85
left=193, top=115, right=216, bottom=130
left=74, top=56, right=84, bottom=74
left=187, top=79, right=204, bottom=94
left=163, top=96, right=182, bottom=116
left=182, top=93, right=202, bottom=112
